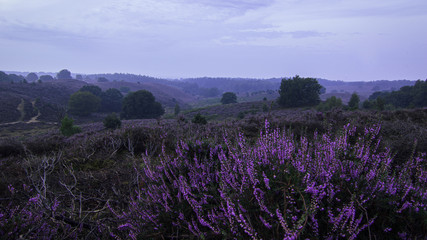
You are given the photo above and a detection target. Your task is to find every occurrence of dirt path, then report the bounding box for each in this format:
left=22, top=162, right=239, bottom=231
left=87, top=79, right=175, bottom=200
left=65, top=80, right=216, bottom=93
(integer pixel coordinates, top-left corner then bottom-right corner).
left=27, top=100, right=40, bottom=123
left=0, top=99, right=47, bottom=126
left=17, top=98, right=25, bottom=121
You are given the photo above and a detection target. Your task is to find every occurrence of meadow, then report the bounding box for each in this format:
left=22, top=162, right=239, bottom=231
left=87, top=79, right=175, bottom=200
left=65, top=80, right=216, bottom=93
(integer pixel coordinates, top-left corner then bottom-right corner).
left=0, top=107, right=426, bottom=239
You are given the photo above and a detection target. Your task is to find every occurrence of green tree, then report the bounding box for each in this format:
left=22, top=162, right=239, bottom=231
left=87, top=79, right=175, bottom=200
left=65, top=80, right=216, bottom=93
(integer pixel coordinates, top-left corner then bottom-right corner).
left=221, top=92, right=237, bottom=104
left=368, top=80, right=427, bottom=109
left=120, top=86, right=131, bottom=93
left=68, top=91, right=101, bottom=116
left=39, top=75, right=54, bottom=82
left=60, top=115, right=81, bottom=136
left=121, top=90, right=164, bottom=119
left=412, top=80, right=427, bottom=107
left=0, top=71, right=10, bottom=82
left=101, top=88, right=123, bottom=112
left=8, top=74, right=25, bottom=83
left=174, top=103, right=181, bottom=116
left=79, top=85, right=103, bottom=97
left=57, top=69, right=72, bottom=80
left=317, top=96, right=342, bottom=112
left=26, top=73, right=38, bottom=82
left=103, top=113, right=121, bottom=129
left=348, top=93, right=360, bottom=110
left=362, top=100, right=374, bottom=109
left=376, top=97, right=385, bottom=111
left=278, top=75, right=322, bottom=108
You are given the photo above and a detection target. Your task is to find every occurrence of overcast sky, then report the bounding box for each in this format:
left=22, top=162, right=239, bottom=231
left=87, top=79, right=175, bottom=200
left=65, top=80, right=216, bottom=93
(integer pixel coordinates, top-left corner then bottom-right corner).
left=1, top=0, right=426, bottom=81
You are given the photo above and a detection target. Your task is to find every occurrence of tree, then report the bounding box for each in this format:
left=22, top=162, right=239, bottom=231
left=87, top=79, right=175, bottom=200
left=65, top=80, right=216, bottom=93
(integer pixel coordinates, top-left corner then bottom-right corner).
left=120, top=86, right=131, bottom=93
left=60, top=115, right=81, bottom=136
left=278, top=75, right=322, bottom=108
left=174, top=103, right=181, bottom=116
left=68, top=91, right=101, bottom=116
left=367, top=80, right=427, bottom=109
left=103, top=113, right=121, bottom=129
left=412, top=80, right=427, bottom=107
left=376, top=97, right=385, bottom=111
left=8, top=74, right=25, bottom=83
left=221, top=92, right=237, bottom=104
left=79, top=85, right=103, bottom=97
left=26, top=73, right=38, bottom=82
left=57, top=69, right=72, bottom=80
left=0, top=71, right=10, bottom=82
left=317, top=96, right=342, bottom=112
left=39, top=75, right=54, bottom=82
left=362, top=100, right=374, bottom=110
left=101, top=88, right=123, bottom=112
left=121, top=90, right=164, bottom=119
left=348, top=93, right=360, bottom=110
left=75, top=74, right=83, bottom=80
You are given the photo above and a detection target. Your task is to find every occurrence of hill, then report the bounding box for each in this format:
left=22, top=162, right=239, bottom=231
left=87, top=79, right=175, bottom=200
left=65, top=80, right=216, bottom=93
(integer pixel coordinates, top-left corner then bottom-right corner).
left=0, top=78, right=194, bottom=124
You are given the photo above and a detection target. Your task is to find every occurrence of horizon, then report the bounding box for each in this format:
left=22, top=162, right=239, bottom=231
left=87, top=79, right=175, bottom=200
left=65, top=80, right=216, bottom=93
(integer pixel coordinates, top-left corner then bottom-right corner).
left=3, top=70, right=420, bottom=83
left=1, top=0, right=426, bottom=82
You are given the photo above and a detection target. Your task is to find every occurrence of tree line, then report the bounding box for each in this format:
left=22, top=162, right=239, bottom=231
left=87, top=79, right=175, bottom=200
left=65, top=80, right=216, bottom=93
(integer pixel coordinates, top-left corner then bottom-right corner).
left=277, top=76, right=426, bottom=111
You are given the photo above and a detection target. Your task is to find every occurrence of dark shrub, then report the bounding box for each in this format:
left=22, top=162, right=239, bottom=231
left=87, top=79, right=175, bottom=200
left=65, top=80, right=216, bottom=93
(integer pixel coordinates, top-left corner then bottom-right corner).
left=192, top=113, right=207, bottom=125
left=103, top=113, right=121, bottom=129
left=60, top=116, right=81, bottom=136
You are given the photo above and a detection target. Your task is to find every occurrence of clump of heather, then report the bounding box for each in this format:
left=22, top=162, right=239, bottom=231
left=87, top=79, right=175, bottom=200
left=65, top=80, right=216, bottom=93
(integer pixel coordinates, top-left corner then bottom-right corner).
left=0, top=185, right=78, bottom=239
left=112, top=120, right=426, bottom=239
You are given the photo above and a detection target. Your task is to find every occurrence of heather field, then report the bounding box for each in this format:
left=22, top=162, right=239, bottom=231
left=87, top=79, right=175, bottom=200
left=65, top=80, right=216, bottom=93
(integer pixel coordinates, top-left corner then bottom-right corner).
left=0, top=108, right=426, bottom=239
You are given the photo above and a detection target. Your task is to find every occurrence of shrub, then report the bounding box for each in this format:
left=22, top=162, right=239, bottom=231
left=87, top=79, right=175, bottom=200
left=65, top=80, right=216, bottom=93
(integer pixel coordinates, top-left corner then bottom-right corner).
left=262, top=103, right=269, bottom=112
left=237, top=111, right=245, bottom=119
left=174, top=103, right=180, bottom=116
left=103, top=113, right=121, bottom=129
left=192, top=113, right=207, bottom=124
left=317, top=96, right=343, bottom=112
left=111, top=121, right=426, bottom=239
left=60, top=116, right=81, bottom=136
left=221, top=92, right=237, bottom=104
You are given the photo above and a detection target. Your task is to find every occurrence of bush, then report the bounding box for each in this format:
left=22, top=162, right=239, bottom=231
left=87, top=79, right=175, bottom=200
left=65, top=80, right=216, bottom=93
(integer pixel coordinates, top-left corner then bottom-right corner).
left=192, top=113, right=207, bottom=124
left=174, top=103, right=180, bottom=116
left=317, top=96, right=343, bottom=112
left=221, top=92, right=237, bottom=104
left=60, top=116, right=81, bottom=136
left=112, top=121, right=426, bottom=239
left=103, top=113, right=121, bottom=129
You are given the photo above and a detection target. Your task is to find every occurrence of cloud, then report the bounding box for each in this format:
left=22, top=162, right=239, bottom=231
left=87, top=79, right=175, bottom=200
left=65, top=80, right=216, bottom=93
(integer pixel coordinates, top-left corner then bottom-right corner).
left=0, top=0, right=426, bottom=80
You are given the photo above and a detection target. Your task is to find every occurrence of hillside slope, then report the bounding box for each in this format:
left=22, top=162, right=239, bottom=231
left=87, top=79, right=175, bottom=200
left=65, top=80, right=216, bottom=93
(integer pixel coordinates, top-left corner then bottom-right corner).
left=0, top=79, right=194, bottom=124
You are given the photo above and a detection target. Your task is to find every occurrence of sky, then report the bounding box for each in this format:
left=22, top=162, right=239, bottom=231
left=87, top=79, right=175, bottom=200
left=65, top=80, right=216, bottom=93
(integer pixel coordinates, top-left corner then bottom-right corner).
left=0, top=0, right=426, bottom=81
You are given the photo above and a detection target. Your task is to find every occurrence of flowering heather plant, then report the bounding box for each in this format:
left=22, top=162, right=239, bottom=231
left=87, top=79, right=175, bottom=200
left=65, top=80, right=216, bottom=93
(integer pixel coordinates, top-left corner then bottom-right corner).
left=112, top=120, right=426, bottom=239
left=0, top=185, right=76, bottom=239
